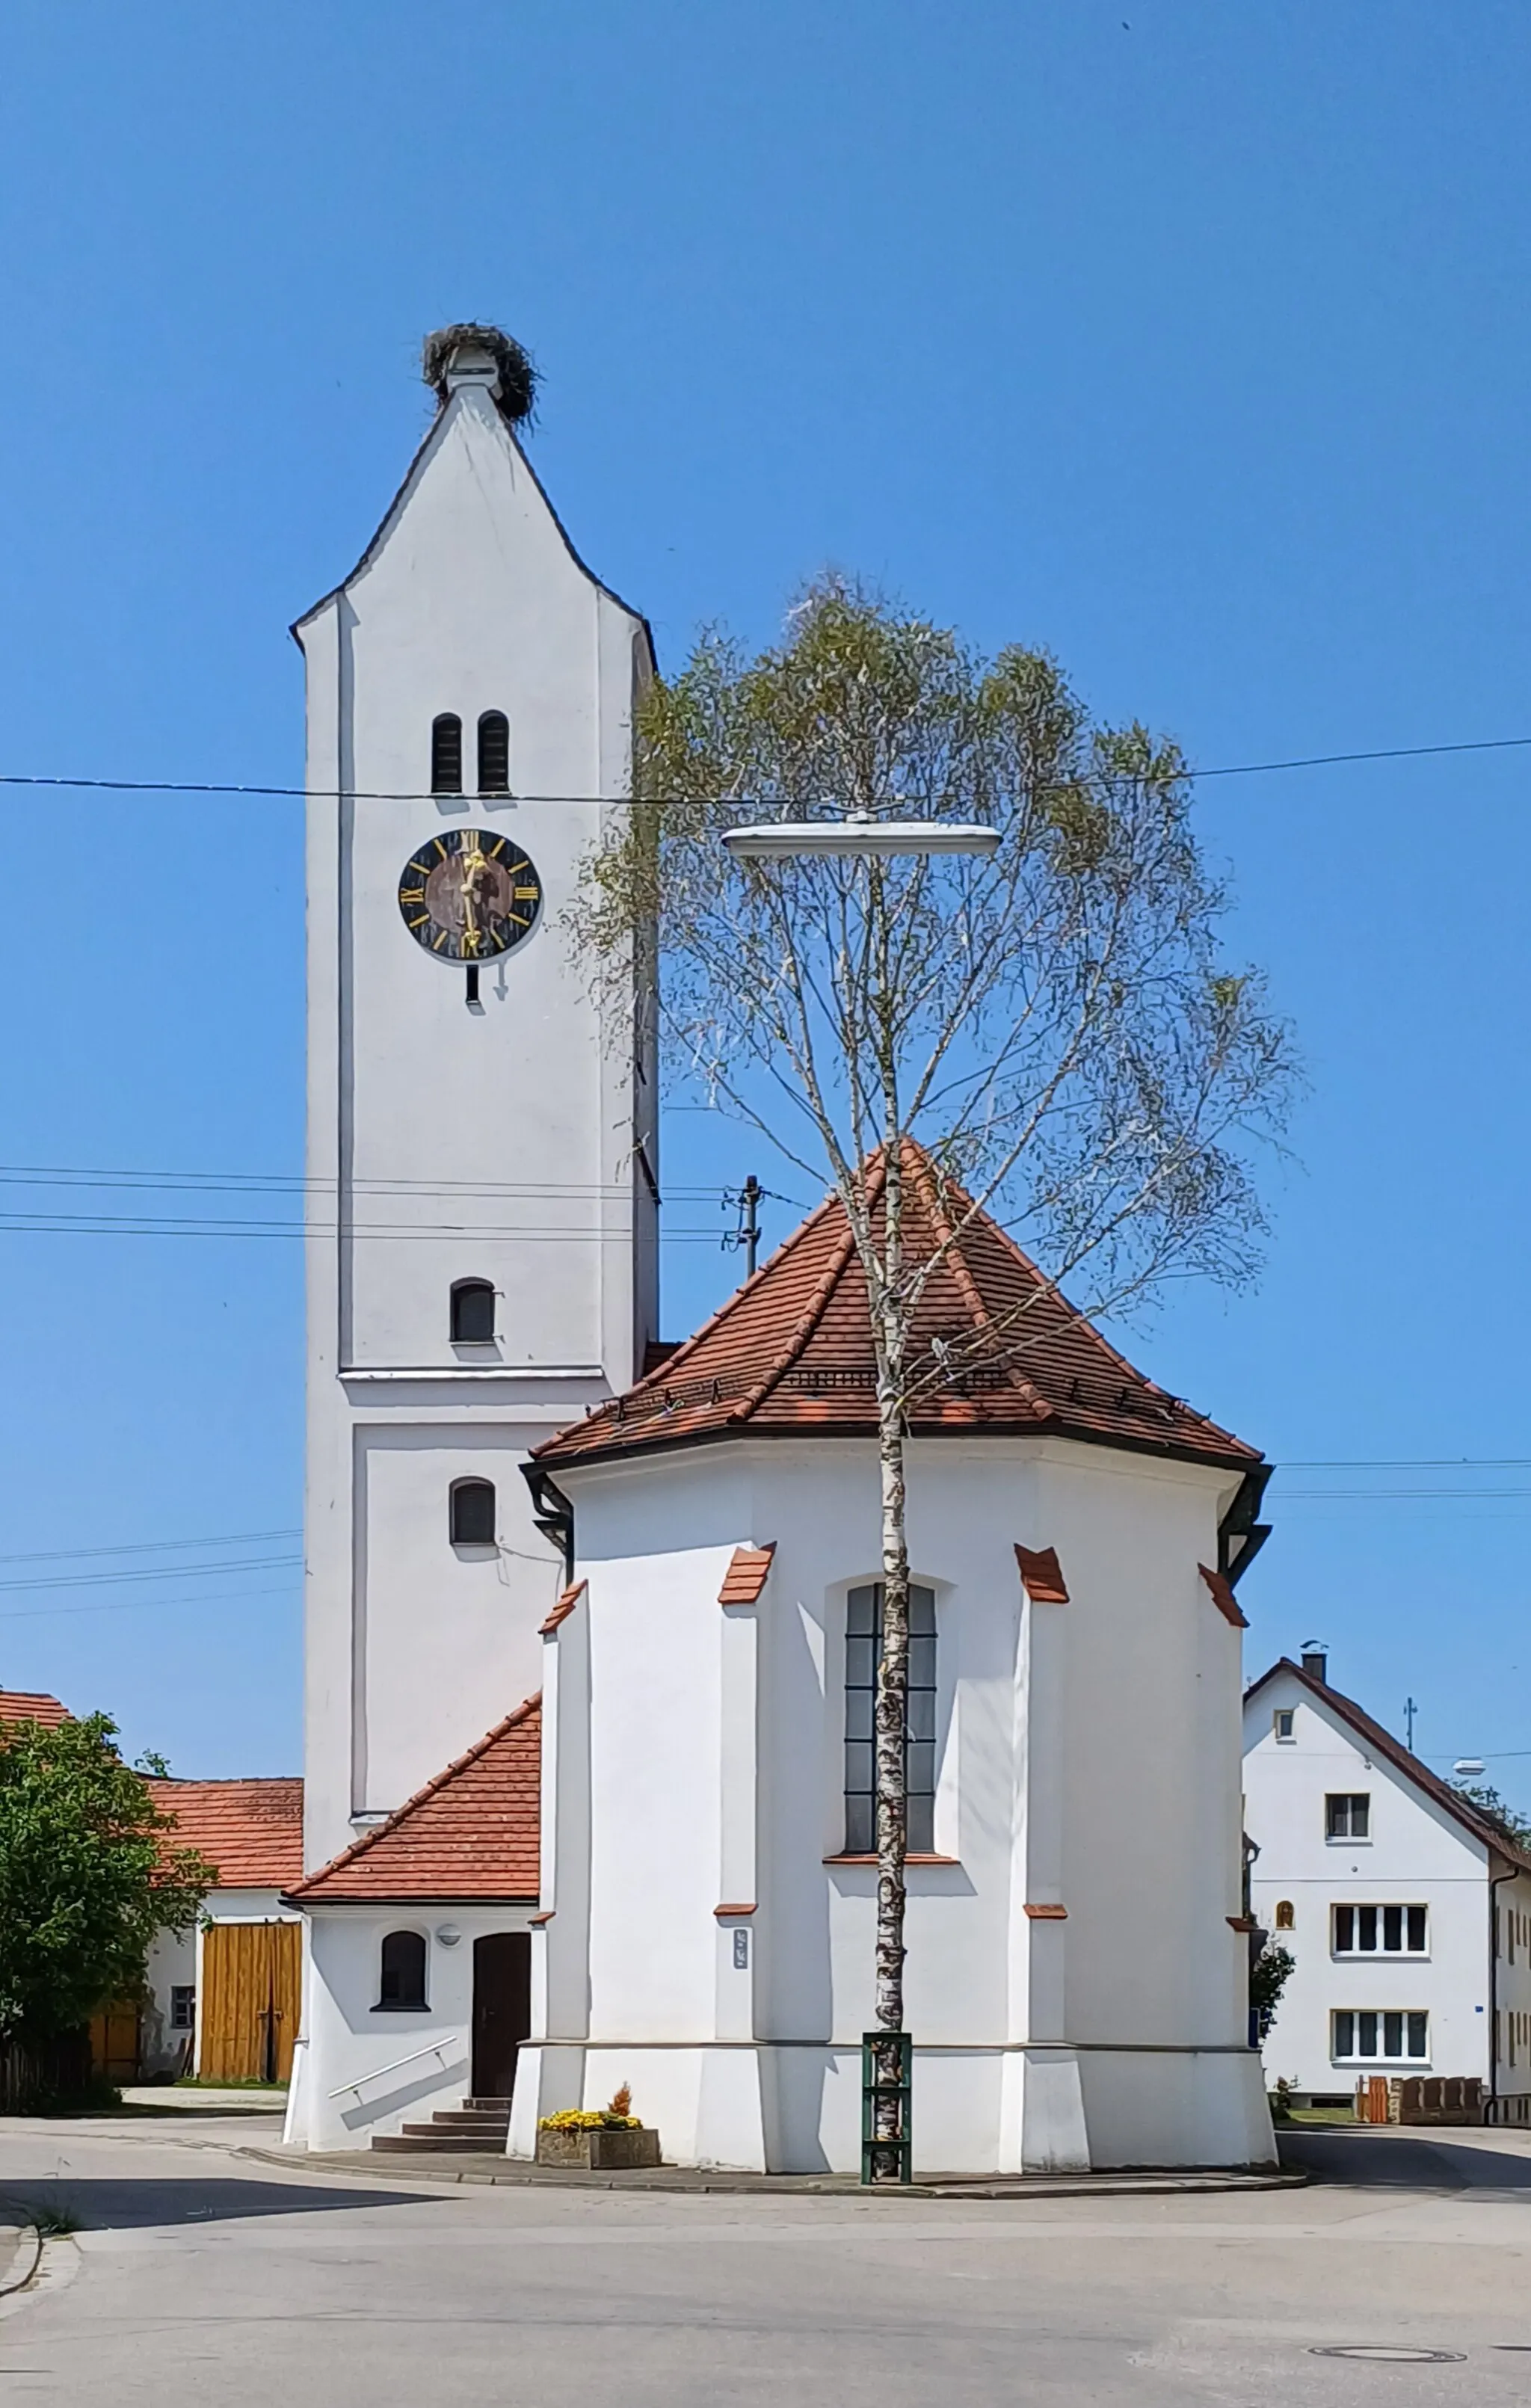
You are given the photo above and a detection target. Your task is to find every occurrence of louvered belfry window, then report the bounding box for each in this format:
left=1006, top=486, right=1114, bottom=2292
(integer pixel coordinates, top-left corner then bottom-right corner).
left=431, top=712, right=463, bottom=794
left=843, top=1583, right=937, bottom=1854
left=477, top=710, right=510, bottom=794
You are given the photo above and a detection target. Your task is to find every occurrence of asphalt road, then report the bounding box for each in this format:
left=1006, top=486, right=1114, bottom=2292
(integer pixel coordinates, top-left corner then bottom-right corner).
left=1, top=2114, right=1530, bottom=2404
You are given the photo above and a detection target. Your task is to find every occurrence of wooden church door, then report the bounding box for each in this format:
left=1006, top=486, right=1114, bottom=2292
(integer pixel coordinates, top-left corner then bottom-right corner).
left=471, top=1933, right=531, bottom=2101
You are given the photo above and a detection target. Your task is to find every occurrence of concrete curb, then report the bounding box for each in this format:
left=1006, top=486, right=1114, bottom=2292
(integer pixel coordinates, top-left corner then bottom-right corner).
left=236, top=2142, right=1305, bottom=2199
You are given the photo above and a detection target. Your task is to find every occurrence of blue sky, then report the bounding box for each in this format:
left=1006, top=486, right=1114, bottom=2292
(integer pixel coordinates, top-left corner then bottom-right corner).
left=1, top=1, right=1529, bottom=1793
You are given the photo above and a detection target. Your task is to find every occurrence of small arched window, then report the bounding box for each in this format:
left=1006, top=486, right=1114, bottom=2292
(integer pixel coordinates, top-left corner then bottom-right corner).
left=378, top=1929, right=427, bottom=2010
left=477, top=710, right=510, bottom=795
left=451, top=1278, right=496, bottom=1343
left=431, top=712, right=463, bottom=795
left=450, top=1477, right=496, bottom=1548
left=1275, top=1900, right=1295, bottom=1930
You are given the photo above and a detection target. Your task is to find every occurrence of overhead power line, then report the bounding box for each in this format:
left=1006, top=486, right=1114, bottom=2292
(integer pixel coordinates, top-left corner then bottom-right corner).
left=0, top=1580, right=300, bottom=1625
left=0, top=1553, right=303, bottom=1595
left=4, top=730, right=1531, bottom=805
left=0, top=1526, right=301, bottom=1567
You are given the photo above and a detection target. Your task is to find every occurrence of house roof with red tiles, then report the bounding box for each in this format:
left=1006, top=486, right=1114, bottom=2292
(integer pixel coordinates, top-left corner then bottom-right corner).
left=535, top=1143, right=1260, bottom=1479
left=286, top=1696, right=540, bottom=1905
left=0, top=1690, right=70, bottom=1730
left=1246, top=1658, right=1531, bottom=1879
left=147, top=1777, right=304, bottom=1890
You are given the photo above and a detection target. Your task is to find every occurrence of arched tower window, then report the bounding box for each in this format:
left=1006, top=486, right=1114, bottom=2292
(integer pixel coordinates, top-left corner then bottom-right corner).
left=477, top=710, right=510, bottom=794
left=431, top=712, right=463, bottom=795
left=449, top=1477, right=496, bottom=1548
left=1275, top=1900, right=1295, bottom=1930
left=450, top=1279, right=496, bottom=1343
left=378, top=1929, right=428, bottom=2010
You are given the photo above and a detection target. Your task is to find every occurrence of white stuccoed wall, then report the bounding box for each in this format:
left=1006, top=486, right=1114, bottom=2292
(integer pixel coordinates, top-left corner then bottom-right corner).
left=508, top=1434, right=1273, bottom=2175
left=289, top=1903, right=538, bottom=2152
left=299, top=363, right=656, bottom=1873
left=1244, top=1674, right=1531, bottom=2113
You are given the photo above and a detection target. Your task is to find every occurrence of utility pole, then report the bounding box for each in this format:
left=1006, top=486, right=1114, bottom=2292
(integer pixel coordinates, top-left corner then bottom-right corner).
left=1405, top=1696, right=1418, bottom=1752
left=724, top=1175, right=763, bottom=1277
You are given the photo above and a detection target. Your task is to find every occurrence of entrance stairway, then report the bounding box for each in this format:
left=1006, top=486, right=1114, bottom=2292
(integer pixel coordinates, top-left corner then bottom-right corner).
left=371, top=2097, right=512, bottom=2154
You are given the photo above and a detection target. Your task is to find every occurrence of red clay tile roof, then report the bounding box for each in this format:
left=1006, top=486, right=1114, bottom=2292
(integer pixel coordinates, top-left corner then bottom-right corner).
left=1015, top=1545, right=1070, bottom=1604
left=0, top=1690, right=69, bottom=1729
left=147, top=1778, right=304, bottom=1889
left=1247, top=1659, right=1531, bottom=1878
left=537, top=1143, right=1260, bottom=1476
left=288, top=1696, right=540, bottom=1904
left=539, top=1580, right=586, bottom=1635
left=718, top=1545, right=775, bottom=1604
left=1199, top=1563, right=1249, bottom=1630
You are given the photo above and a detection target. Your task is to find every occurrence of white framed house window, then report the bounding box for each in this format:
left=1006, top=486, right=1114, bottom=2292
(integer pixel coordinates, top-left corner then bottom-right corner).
left=1332, top=2010, right=1429, bottom=2064
left=843, top=1583, right=936, bottom=1854
left=170, top=1985, right=196, bottom=2031
left=1273, top=1708, right=1296, bottom=1742
left=1333, top=1905, right=1427, bottom=1956
left=1325, top=1793, right=1370, bottom=1841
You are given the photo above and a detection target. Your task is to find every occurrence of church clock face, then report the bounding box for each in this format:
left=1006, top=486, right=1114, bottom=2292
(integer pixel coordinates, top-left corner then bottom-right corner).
left=397, top=828, right=543, bottom=963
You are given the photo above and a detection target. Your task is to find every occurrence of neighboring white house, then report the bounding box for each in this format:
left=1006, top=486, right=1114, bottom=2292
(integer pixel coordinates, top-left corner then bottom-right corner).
left=1243, top=1654, right=1531, bottom=2122
left=283, top=327, right=1277, bottom=2175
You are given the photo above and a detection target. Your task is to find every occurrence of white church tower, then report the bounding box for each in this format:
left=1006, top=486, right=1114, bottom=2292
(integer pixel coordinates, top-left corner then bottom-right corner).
left=296, top=327, right=657, bottom=1876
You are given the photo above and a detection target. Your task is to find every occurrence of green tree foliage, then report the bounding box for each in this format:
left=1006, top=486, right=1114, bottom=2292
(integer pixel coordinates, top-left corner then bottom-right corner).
left=0, top=1714, right=214, bottom=2039
left=1250, top=1940, right=1295, bottom=2041
left=1451, top=1782, right=1531, bottom=1853
left=575, top=579, right=1296, bottom=2117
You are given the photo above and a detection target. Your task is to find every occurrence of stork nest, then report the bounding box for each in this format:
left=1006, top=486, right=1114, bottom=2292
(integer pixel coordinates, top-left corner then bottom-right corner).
left=421, top=324, right=538, bottom=427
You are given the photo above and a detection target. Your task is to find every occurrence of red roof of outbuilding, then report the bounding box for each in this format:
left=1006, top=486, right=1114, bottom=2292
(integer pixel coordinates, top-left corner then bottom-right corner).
left=536, top=1144, right=1259, bottom=1476
left=147, top=1777, right=304, bottom=1889
left=287, top=1696, right=540, bottom=1904
left=0, top=1690, right=70, bottom=1730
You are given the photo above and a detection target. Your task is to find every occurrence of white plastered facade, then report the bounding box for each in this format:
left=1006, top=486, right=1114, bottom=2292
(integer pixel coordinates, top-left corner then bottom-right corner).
left=510, top=1434, right=1276, bottom=2175
left=1243, top=1668, right=1531, bottom=2119
left=286, top=346, right=655, bottom=2149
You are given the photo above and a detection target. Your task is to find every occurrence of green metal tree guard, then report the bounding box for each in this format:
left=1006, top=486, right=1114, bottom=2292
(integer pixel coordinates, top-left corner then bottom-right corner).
left=861, top=2029, right=913, bottom=2184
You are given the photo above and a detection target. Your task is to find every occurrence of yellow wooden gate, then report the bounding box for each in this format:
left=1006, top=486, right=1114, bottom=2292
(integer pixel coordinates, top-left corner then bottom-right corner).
left=200, top=1922, right=301, bottom=2084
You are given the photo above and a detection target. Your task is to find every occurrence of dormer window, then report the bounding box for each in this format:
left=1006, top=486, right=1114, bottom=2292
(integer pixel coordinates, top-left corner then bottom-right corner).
left=477, top=711, right=510, bottom=795
left=451, top=1279, right=496, bottom=1343
left=431, top=713, right=463, bottom=795
left=449, top=1477, right=496, bottom=1548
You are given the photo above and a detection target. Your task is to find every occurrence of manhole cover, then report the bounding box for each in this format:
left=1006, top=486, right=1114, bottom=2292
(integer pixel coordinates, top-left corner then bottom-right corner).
left=1311, top=2346, right=1466, bottom=2364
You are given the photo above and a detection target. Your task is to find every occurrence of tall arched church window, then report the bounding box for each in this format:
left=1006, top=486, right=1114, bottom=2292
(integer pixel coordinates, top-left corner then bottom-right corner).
left=450, top=1279, right=496, bottom=1343
left=431, top=712, right=463, bottom=795
left=378, top=1929, right=427, bottom=2010
left=477, top=710, right=510, bottom=795
left=843, top=1583, right=936, bottom=1855
left=449, top=1477, right=496, bottom=1548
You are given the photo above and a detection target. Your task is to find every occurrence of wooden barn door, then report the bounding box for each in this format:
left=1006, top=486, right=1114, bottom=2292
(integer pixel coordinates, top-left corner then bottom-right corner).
left=200, top=1923, right=301, bottom=2083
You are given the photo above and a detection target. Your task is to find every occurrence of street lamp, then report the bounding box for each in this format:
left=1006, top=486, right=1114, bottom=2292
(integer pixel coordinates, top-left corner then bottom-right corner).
left=722, top=815, right=999, bottom=860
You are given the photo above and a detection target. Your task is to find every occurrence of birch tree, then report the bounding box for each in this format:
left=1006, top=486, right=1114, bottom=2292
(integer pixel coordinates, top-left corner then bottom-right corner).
left=574, top=579, right=1296, bottom=2174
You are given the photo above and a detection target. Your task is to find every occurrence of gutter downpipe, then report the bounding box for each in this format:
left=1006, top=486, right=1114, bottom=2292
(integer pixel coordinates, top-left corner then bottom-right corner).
left=1488, top=1856, right=1516, bottom=2124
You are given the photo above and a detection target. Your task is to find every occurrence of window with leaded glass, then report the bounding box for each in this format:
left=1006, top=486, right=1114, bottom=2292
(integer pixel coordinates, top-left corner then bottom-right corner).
left=843, top=1583, right=936, bottom=1855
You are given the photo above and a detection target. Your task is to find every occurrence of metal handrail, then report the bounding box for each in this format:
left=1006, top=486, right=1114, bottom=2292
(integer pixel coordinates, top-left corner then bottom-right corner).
left=327, top=2039, right=453, bottom=2101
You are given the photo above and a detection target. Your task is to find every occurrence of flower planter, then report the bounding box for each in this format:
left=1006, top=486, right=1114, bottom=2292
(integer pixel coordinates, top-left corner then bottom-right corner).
left=536, top=2124, right=662, bottom=2170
